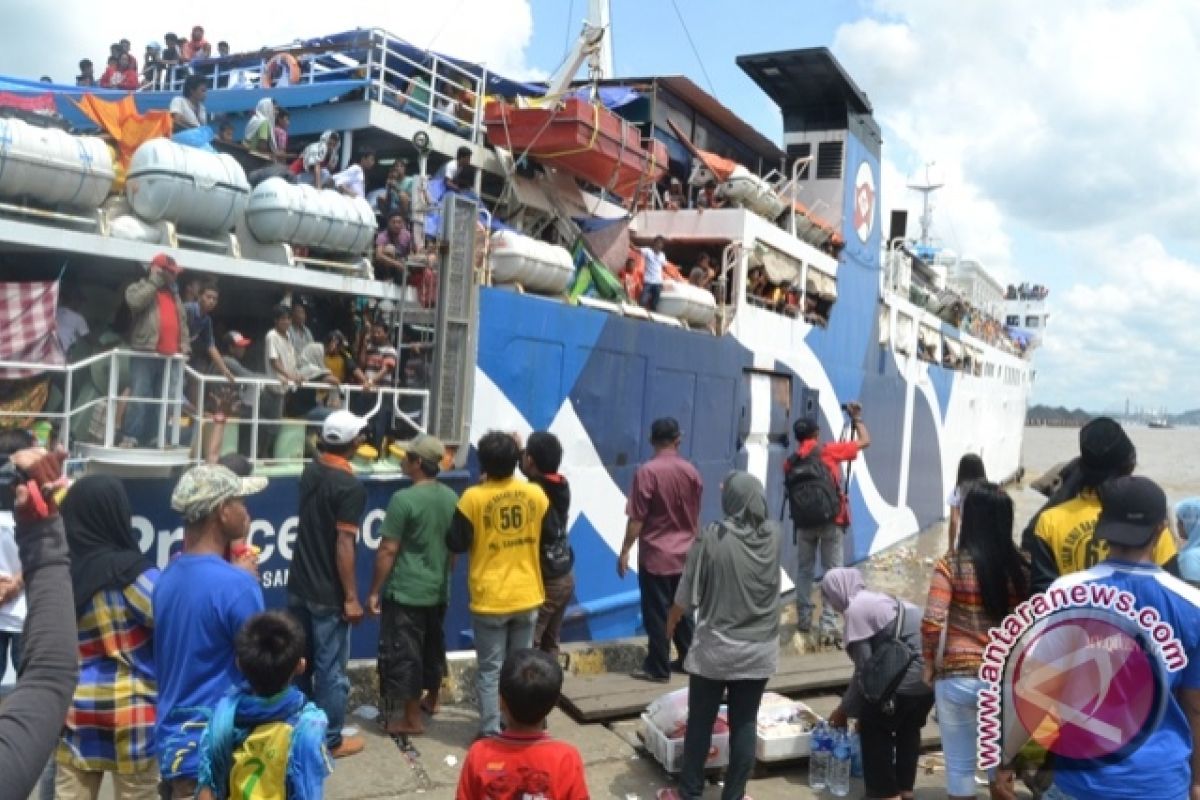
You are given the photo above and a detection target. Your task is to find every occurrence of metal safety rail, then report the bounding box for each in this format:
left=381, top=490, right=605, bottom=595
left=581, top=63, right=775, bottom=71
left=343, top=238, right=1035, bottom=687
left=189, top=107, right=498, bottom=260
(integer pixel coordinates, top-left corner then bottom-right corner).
left=152, top=28, right=509, bottom=148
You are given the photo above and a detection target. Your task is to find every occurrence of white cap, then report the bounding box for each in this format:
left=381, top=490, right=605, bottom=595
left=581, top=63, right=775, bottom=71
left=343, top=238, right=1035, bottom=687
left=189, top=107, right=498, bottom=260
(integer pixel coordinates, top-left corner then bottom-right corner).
left=321, top=410, right=367, bottom=445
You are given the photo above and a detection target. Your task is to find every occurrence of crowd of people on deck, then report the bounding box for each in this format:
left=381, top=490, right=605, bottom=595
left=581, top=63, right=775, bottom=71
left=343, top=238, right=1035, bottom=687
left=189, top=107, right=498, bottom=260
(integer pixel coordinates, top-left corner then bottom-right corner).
left=72, top=28, right=225, bottom=91
left=4, top=389, right=1200, bottom=799
left=1007, top=283, right=1049, bottom=301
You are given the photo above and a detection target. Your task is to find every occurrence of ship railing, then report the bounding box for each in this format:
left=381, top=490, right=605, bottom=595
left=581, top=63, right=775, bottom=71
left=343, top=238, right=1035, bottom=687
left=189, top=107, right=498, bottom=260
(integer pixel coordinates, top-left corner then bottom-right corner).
left=0, top=349, right=187, bottom=454
left=186, top=366, right=431, bottom=467
left=153, top=38, right=371, bottom=95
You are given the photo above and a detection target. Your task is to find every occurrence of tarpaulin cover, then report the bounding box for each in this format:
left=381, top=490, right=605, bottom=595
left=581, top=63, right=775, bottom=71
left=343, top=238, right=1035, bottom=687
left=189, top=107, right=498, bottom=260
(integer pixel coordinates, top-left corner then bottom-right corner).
left=568, top=239, right=627, bottom=303
left=578, top=215, right=631, bottom=275
left=74, top=94, right=172, bottom=169
left=0, top=91, right=57, bottom=115
left=569, top=86, right=640, bottom=109
left=0, top=281, right=63, bottom=379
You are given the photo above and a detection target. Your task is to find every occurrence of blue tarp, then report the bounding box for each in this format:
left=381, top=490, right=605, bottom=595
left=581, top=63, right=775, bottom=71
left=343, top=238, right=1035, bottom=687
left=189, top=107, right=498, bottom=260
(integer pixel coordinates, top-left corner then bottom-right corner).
left=423, top=173, right=513, bottom=237
left=569, top=86, right=640, bottom=109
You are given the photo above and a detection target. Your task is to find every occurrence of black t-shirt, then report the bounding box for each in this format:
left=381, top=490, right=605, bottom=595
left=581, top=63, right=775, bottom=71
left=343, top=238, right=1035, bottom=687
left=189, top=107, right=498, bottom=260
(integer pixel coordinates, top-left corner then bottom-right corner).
left=288, top=454, right=367, bottom=607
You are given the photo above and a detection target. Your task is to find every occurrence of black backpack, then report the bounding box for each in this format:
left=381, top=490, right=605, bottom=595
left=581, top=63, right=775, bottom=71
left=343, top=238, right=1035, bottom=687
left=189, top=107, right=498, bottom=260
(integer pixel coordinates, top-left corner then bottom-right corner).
left=540, top=504, right=575, bottom=580
left=857, top=599, right=919, bottom=708
left=784, top=445, right=840, bottom=527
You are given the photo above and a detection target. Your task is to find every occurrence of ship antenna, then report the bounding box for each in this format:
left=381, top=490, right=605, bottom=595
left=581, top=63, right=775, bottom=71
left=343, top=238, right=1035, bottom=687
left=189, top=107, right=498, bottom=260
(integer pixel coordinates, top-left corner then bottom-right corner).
left=588, top=0, right=614, bottom=79
left=906, top=162, right=944, bottom=254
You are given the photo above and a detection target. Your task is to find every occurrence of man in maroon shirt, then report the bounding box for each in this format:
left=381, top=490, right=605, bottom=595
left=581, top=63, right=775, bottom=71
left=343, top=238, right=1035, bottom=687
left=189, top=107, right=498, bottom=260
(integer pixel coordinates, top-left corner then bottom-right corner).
left=618, top=418, right=703, bottom=682
left=785, top=403, right=871, bottom=640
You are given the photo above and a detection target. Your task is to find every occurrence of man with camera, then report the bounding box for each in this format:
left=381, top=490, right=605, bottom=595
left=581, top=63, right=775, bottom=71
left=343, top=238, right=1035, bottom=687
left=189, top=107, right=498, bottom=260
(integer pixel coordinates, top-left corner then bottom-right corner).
left=783, top=402, right=871, bottom=642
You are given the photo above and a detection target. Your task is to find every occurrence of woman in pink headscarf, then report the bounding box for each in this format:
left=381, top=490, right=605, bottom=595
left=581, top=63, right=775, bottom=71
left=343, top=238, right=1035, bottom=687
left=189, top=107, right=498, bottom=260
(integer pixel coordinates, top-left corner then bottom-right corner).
left=821, top=567, right=933, bottom=800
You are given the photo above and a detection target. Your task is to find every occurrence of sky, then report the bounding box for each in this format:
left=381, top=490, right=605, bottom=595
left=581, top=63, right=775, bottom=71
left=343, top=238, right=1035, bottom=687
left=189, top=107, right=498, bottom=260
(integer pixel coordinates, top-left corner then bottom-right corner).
left=1, top=0, right=1195, bottom=412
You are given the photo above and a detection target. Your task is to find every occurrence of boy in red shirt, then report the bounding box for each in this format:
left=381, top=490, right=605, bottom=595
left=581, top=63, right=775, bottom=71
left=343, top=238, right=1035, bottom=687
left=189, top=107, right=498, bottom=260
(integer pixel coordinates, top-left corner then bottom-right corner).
left=456, top=649, right=589, bottom=800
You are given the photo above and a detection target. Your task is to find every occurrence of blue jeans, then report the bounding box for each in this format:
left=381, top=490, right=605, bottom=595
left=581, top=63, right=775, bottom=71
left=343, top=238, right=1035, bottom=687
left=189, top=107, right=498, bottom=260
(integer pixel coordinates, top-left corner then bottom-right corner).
left=289, top=597, right=351, bottom=749
left=472, top=610, right=536, bottom=736
left=936, top=676, right=988, bottom=796
left=640, top=282, right=662, bottom=311
left=796, top=523, right=843, bottom=634
left=123, top=354, right=181, bottom=446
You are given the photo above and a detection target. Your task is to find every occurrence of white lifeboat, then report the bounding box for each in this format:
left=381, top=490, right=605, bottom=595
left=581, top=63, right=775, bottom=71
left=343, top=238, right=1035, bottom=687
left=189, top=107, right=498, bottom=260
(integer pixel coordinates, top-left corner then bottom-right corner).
left=657, top=280, right=717, bottom=326
left=0, top=118, right=114, bottom=209
left=244, top=177, right=377, bottom=255
left=721, top=165, right=788, bottom=220
left=126, top=138, right=249, bottom=234
left=488, top=230, right=575, bottom=295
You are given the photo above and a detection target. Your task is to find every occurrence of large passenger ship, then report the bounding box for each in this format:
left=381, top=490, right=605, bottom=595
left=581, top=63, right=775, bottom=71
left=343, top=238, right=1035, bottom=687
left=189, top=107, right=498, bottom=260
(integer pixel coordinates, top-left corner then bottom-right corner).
left=0, top=19, right=1041, bottom=655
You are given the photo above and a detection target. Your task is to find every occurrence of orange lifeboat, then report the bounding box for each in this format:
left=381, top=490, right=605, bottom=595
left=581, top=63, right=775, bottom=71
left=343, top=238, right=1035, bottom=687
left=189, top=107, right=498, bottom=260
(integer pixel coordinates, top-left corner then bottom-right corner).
left=483, top=96, right=667, bottom=200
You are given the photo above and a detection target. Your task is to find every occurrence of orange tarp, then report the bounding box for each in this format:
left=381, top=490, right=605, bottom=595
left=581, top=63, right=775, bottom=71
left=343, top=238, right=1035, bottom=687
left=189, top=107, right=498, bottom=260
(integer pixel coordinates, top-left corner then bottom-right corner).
left=74, top=94, right=171, bottom=169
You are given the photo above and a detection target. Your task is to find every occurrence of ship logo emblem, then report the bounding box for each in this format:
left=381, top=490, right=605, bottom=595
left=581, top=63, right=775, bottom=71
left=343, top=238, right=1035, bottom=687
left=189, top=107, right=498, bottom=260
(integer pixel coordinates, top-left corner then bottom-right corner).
left=853, top=161, right=875, bottom=243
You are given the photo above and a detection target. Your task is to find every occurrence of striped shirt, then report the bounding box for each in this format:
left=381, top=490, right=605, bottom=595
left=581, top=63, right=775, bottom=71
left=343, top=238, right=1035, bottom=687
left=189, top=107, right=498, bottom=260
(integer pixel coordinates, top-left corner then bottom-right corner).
left=57, top=569, right=159, bottom=773
left=921, top=554, right=1027, bottom=678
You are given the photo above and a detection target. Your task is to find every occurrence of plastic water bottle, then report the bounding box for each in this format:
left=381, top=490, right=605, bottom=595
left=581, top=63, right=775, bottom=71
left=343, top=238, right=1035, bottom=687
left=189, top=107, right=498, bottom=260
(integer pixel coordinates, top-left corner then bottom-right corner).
left=849, top=729, right=863, bottom=779
left=809, top=721, right=829, bottom=790
left=829, top=729, right=852, bottom=797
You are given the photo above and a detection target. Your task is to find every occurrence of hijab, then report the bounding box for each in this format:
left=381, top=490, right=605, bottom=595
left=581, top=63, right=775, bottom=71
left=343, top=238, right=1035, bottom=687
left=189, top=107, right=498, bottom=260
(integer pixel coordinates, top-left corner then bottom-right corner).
left=686, top=471, right=780, bottom=642
left=318, top=130, right=339, bottom=170
left=61, top=475, right=150, bottom=614
left=297, top=342, right=331, bottom=380
left=1176, top=499, right=1200, bottom=582
left=242, top=98, right=277, bottom=152
left=820, top=567, right=896, bottom=644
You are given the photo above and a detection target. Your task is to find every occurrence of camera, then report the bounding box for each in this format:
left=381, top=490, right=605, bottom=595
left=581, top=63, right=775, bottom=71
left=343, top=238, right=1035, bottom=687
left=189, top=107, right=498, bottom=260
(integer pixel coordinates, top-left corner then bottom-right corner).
left=0, top=459, right=22, bottom=513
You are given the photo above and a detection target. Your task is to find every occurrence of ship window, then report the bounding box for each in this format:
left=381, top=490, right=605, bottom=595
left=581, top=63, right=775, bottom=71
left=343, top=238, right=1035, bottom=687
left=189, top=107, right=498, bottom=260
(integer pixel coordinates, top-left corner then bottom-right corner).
left=816, top=141, right=844, bottom=180
left=1024, top=316, right=1040, bottom=328
left=1006, top=315, right=1020, bottom=326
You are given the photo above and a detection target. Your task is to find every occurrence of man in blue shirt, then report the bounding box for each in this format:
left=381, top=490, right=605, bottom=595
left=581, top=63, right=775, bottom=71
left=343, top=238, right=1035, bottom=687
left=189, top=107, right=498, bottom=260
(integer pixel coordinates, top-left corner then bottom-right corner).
left=153, top=465, right=266, bottom=798
left=184, top=281, right=236, bottom=382
left=1044, top=476, right=1200, bottom=800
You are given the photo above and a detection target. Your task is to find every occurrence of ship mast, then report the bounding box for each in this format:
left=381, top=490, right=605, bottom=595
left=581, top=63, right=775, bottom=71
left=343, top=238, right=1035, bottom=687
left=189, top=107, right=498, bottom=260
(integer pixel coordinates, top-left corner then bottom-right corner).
left=906, top=162, right=944, bottom=256
left=588, top=0, right=614, bottom=78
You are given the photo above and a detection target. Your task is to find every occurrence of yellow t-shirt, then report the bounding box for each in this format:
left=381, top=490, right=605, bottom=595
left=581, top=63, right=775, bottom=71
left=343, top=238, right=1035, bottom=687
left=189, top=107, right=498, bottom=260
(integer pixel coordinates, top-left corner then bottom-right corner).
left=1035, top=489, right=1177, bottom=573
left=458, top=477, right=549, bottom=615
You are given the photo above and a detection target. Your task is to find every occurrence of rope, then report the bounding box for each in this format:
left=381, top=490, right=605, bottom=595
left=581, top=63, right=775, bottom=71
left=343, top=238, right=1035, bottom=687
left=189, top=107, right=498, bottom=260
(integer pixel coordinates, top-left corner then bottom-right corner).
left=668, top=0, right=716, bottom=96
left=532, top=101, right=602, bottom=159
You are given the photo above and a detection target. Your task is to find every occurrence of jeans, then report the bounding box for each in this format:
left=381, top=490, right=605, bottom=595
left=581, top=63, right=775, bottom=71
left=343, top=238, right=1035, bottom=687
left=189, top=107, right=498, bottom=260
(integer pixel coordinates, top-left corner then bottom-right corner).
left=534, top=572, right=576, bottom=656
left=679, top=675, right=767, bottom=800
left=472, top=610, right=536, bottom=735
left=639, top=571, right=694, bottom=679
left=795, top=523, right=843, bottom=633
left=289, top=596, right=351, bottom=749
left=937, top=676, right=987, bottom=796
left=0, top=629, right=20, bottom=685
left=123, top=355, right=182, bottom=446
left=859, top=691, right=934, bottom=798
left=640, top=282, right=662, bottom=311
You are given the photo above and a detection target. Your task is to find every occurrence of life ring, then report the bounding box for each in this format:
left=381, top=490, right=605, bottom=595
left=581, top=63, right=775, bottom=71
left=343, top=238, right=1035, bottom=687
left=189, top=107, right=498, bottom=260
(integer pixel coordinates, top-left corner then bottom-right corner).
left=262, top=53, right=300, bottom=88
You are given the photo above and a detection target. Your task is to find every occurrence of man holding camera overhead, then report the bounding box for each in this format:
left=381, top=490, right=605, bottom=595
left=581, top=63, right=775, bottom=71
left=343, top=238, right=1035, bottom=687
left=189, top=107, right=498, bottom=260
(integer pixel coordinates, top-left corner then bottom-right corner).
left=783, top=402, right=871, bottom=643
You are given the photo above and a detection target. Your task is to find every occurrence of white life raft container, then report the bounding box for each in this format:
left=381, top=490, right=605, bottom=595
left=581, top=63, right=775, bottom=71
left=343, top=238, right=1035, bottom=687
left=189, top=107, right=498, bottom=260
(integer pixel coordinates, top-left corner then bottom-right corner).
left=0, top=118, right=114, bottom=209
left=244, top=177, right=376, bottom=254
left=488, top=230, right=574, bottom=295
left=657, top=280, right=717, bottom=326
left=721, top=165, right=788, bottom=221
left=126, top=138, right=249, bottom=234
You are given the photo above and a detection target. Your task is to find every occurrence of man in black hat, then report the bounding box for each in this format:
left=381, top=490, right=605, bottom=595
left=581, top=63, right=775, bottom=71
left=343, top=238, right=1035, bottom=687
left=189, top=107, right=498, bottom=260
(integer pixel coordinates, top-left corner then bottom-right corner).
left=618, top=418, right=703, bottom=682
left=1043, top=475, right=1200, bottom=800
left=784, top=403, right=870, bottom=639
left=1029, top=417, right=1178, bottom=593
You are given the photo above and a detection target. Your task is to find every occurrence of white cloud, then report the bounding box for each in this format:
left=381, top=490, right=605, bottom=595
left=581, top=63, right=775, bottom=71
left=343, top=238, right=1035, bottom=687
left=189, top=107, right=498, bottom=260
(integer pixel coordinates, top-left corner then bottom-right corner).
left=835, top=0, right=1200, bottom=410
left=0, top=0, right=541, bottom=84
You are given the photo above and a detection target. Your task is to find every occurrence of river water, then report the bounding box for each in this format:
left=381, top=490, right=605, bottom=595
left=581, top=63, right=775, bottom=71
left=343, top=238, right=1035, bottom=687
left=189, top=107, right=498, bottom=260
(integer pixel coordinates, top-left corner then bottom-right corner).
left=858, top=423, right=1200, bottom=606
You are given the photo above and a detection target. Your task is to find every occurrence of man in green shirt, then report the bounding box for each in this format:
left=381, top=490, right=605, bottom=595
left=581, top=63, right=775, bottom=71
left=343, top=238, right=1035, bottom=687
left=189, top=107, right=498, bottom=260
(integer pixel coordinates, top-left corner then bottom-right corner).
left=367, top=434, right=456, bottom=736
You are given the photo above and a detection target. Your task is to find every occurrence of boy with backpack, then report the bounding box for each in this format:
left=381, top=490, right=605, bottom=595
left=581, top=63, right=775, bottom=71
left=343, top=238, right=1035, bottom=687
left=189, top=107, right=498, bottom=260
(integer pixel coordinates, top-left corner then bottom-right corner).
left=456, top=649, right=589, bottom=799
left=520, top=432, right=576, bottom=657
left=783, top=403, right=871, bottom=640
left=197, top=611, right=331, bottom=800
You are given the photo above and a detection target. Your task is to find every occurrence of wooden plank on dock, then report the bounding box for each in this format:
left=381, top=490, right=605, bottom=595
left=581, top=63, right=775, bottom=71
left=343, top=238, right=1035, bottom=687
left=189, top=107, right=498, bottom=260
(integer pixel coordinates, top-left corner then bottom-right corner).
left=560, top=652, right=855, bottom=722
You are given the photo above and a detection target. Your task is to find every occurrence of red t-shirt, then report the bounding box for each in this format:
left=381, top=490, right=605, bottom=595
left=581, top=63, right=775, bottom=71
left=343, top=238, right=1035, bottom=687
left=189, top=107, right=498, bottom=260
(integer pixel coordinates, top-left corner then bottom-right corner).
left=155, top=291, right=180, bottom=356
left=626, top=450, right=703, bottom=576
left=784, top=438, right=861, bottom=527
left=456, top=731, right=589, bottom=800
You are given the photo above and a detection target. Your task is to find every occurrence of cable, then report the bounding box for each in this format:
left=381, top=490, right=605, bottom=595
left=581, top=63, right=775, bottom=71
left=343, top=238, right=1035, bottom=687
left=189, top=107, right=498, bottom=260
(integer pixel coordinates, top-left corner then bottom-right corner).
left=425, top=0, right=468, bottom=52
left=668, top=0, right=716, bottom=96
left=564, top=0, right=577, bottom=63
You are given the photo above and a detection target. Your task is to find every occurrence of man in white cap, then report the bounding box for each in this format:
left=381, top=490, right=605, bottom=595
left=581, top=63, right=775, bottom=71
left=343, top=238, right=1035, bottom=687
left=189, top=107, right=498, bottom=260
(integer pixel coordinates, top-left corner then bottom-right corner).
left=287, top=410, right=369, bottom=758
left=153, top=464, right=266, bottom=798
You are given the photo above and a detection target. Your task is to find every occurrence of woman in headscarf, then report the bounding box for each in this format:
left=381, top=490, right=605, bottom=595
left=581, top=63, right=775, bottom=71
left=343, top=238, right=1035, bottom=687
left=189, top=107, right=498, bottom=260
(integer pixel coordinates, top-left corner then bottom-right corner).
left=656, top=472, right=781, bottom=800
left=923, top=483, right=1027, bottom=800
left=292, top=341, right=341, bottom=419
left=1175, top=499, right=1200, bottom=587
left=57, top=476, right=160, bottom=799
left=290, top=130, right=340, bottom=189
left=242, top=98, right=279, bottom=157
left=822, top=567, right=932, bottom=800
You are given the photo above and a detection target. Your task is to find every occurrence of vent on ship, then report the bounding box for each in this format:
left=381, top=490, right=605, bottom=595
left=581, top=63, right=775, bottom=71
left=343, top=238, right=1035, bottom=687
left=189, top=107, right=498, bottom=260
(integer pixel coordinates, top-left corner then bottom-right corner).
left=816, top=141, right=844, bottom=180
left=788, top=143, right=812, bottom=180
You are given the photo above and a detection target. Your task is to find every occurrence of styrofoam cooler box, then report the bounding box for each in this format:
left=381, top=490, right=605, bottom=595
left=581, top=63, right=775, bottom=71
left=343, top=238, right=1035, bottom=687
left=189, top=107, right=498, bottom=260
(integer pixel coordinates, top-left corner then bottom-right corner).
left=641, top=712, right=730, bottom=773
left=755, top=693, right=821, bottom=763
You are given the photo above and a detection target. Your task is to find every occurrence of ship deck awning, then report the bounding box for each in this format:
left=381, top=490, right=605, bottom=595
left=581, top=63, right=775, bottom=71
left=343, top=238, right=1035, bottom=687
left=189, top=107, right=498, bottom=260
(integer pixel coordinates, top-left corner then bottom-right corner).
left=736, top=48, right=873, bottom=115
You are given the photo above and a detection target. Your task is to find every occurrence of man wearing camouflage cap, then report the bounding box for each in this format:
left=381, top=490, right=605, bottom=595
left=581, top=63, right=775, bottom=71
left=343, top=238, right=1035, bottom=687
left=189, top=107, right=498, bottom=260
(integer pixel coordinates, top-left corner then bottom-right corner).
left=152, top=465, right=266, bottom=798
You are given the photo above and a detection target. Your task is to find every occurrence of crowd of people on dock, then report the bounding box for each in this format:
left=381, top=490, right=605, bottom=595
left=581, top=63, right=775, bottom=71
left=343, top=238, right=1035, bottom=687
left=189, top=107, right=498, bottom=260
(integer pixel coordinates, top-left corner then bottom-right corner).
left=3, top=395, right=1200, bottom=799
